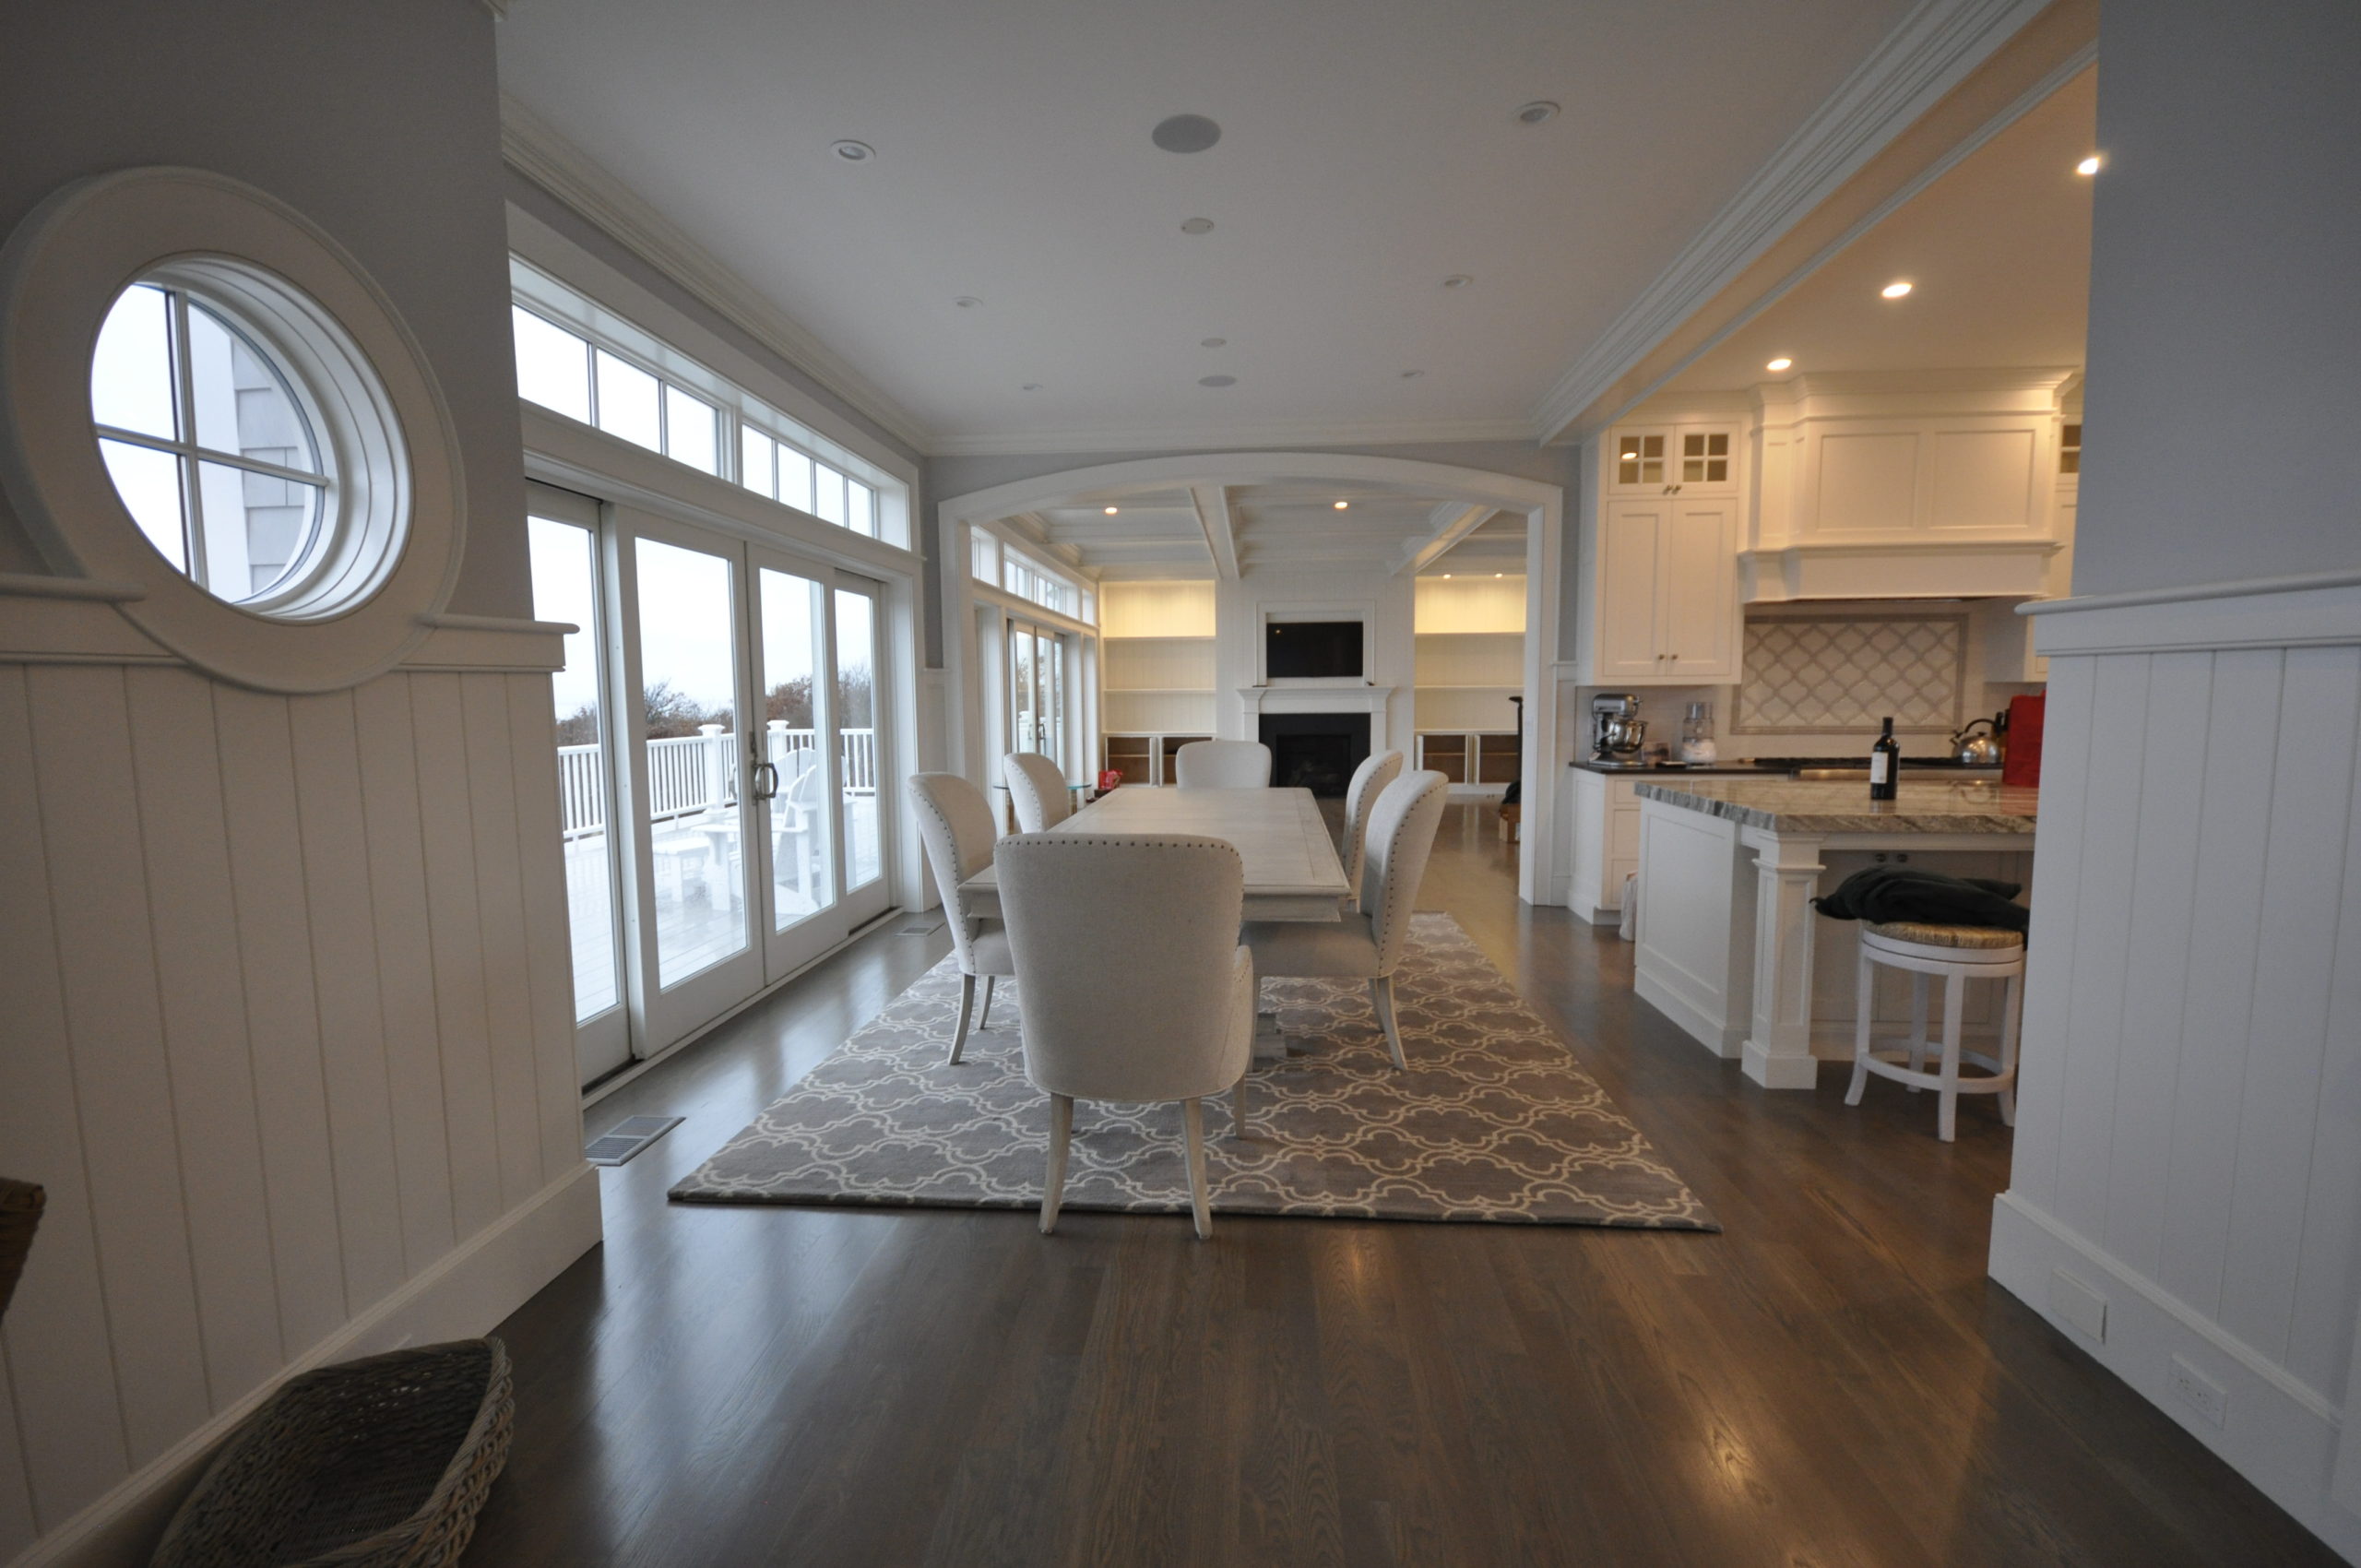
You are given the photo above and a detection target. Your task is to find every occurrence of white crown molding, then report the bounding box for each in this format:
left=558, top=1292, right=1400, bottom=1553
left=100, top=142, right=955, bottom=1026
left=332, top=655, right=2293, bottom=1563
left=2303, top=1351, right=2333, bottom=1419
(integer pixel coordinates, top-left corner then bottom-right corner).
left=1528, top=0, right=2054, bottom=443
left=498, top=92, right=932, bottom=453
left=924, top=415, right=1539, bottom=460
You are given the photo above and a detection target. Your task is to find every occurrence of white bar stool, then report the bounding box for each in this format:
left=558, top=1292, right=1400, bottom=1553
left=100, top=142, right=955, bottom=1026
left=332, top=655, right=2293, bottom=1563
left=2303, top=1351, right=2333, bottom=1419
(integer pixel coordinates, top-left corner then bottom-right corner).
left=1844, top=920, right=2024, bottom=1142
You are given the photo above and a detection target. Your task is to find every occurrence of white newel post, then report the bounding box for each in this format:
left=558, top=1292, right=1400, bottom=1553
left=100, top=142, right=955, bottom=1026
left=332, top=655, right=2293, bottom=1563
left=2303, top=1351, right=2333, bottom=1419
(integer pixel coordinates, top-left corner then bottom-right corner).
left=1741, top=826, right=1826, bottom=1089
left=699, top=721, right=729, bottom=810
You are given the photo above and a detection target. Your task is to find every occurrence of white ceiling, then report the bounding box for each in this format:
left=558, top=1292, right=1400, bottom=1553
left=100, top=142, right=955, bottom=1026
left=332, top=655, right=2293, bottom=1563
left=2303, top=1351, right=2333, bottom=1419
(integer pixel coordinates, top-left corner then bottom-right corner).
left=1017, top=477, right=1524, bottom=578
left=1662, top=65, right=2095, bottom=394
left=496, top=0, right=1916, bottom=453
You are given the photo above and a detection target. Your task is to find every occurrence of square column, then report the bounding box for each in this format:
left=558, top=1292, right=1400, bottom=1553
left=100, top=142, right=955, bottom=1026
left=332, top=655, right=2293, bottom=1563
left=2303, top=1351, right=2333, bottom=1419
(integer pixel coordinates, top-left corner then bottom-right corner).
left=1739, top=826, right=1826, bottom=1089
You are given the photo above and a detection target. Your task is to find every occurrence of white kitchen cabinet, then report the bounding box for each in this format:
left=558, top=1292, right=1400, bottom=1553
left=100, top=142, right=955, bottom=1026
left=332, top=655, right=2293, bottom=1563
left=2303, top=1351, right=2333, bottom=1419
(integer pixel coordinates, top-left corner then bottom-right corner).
left=1607, top=422, right=1740, bottom=496
left=1567, top=767, right=1646, bottom=923
left=1591, top=497, right=1741, bottom=683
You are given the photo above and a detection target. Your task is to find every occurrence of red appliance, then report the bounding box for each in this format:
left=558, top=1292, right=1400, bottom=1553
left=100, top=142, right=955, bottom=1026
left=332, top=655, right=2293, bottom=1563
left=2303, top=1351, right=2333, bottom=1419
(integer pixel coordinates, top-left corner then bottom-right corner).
left=2002, top=693, right=2046, bottom=788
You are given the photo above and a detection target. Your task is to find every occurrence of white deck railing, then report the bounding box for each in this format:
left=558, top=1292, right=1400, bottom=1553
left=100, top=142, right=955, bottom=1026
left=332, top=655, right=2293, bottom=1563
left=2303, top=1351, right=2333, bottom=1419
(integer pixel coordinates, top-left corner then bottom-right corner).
left=556, top=724, right=876, bottom=837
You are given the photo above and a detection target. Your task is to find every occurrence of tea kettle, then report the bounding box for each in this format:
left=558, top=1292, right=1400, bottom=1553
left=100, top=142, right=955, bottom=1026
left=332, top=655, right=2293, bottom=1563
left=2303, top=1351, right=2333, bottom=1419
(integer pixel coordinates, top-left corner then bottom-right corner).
left=1951, top=717, right=2002, bottom=766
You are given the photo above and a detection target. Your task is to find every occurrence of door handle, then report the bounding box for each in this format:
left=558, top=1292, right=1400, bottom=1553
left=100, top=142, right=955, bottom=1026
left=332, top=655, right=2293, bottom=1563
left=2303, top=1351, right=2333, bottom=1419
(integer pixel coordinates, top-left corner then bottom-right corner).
left=752, top=760, right=780, bottom=801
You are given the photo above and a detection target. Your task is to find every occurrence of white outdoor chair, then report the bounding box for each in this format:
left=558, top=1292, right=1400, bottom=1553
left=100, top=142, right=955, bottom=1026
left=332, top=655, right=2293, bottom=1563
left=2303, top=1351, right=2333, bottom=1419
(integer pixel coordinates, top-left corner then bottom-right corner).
left=1172, top=739, right=1271, bottom=789
left=770, top=754, right=825, bottom=909
left=1242, top=769, right=1449, bottom=1070
left=907, top=772, right=1017, bottom=1063
left=994, top=833, right=1254, bottom=1240
left=1002, top=751, right=1072, bottom=833
left=1340, top=749, right=1405, bottom=898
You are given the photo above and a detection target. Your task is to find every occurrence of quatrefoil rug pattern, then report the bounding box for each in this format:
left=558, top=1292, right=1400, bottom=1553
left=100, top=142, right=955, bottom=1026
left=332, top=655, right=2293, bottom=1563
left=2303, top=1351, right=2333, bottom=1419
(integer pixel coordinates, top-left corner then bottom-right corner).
left=670, top=913, right=1717, bottom=1230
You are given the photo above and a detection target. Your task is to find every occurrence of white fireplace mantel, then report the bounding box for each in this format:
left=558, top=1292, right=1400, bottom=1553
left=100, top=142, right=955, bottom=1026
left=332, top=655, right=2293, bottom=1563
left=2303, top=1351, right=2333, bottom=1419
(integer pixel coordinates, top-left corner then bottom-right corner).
left=1237, top=683, right=1402, bottom=755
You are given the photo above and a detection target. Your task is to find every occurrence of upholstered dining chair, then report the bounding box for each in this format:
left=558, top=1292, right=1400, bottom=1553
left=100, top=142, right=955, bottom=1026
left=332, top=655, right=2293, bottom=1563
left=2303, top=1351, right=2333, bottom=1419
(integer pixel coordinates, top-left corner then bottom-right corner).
left=1340, top=749, right=1405, bottom=898
left=907, top=773, right=1018, bottom=1063
left=1172, top=739, right=1271, bottom=789
left=993, top=833, right=1255, bottom=1240
left=1243, top=769, right=1449, bottom=1070
left=1002, top=751, right=1072, bottom=834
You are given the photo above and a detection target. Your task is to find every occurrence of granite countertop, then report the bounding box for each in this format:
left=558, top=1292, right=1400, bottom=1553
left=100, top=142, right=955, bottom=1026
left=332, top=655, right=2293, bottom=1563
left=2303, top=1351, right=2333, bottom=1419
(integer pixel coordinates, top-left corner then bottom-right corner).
left=1631, top=776, right=2038, bottom=834
left=1568, top=759, right=1774, bottom=776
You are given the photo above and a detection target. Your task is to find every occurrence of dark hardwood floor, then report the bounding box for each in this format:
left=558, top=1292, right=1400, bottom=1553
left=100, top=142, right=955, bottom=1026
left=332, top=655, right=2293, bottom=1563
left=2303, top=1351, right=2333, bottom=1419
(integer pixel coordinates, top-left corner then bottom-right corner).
left=465, top=802, right=2338, bottom=1566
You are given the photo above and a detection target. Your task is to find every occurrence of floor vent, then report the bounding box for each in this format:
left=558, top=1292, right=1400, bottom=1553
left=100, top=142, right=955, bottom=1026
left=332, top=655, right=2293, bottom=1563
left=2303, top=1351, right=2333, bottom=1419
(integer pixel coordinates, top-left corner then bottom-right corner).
left=585, top=1115, right=683, bottom=1167
left=898, top=916, right=946, bottom=935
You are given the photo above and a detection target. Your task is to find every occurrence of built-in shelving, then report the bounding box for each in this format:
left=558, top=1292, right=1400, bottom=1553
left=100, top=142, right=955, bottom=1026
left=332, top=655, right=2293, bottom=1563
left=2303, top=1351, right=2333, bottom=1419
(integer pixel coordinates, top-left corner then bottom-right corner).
left=1101, top=580, right=1216, bottom=782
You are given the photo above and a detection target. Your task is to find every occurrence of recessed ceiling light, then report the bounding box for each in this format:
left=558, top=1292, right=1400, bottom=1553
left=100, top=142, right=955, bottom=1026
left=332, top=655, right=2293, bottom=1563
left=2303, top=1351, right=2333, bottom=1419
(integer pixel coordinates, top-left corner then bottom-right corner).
left=1494, top=573, right=1504, bottom=578
left=1442, top=275, right=1474, bottom=290
left=1200, top=337, right=1227, bottom=348
left=1180, top=217, right=1216, bottom=235
left=2076, top=155, right=2102, bottom=176
left=1400, top=369, right=1424, bottom=379
left=1151, top=114, right=1222, bottom=154
left=954, top=296, right=981, bottom=308
left=1021, top=383, right=1041, bottom=391
left=1766, top=357, right=1794, bottom=372
left=1880, top=280, right=1913, bottom=299
left=1103, top=506, right=1119, bottom=515
left=830, top=140, right=874, bottom=162
left=1198, top=374, right=1237, bottom=388
left=1513, top=101, right=1560, bottom=126
left=1442, top=573, right=1453, bottom=579
left=1333, top=501, right=1349, bottom=510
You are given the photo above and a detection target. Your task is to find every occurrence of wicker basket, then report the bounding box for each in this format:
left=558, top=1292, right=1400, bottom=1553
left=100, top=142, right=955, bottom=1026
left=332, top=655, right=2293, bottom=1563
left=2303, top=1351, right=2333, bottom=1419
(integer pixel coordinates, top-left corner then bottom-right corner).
left=0, top=1179, right=43, bottom=1324
left=150, top=1338, right=513, bottom=1568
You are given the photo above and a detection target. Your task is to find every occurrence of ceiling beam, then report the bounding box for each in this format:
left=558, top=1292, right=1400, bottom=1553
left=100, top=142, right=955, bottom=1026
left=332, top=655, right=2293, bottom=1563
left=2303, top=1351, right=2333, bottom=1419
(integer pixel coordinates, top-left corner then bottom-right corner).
left=1394, top=503, right=1495, bottom=577
left=1191, top=484, right=1240, bottom=580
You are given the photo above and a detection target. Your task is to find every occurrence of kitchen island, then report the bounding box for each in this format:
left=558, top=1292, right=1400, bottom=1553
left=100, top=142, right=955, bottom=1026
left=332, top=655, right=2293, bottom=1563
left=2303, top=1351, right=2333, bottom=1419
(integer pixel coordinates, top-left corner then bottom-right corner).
left=1630, top=777, right=2036, bottom=1089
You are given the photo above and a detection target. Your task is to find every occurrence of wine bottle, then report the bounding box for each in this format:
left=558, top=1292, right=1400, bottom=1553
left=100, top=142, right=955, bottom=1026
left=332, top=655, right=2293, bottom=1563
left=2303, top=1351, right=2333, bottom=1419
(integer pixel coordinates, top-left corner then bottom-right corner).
left=1869, top=717, right=1900, bottom=802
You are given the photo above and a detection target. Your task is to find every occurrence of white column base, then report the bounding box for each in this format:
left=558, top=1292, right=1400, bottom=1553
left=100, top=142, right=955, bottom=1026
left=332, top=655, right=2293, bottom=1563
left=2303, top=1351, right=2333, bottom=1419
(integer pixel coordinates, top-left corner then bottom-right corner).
left=1743, top=1039, right=1823, bottom=1088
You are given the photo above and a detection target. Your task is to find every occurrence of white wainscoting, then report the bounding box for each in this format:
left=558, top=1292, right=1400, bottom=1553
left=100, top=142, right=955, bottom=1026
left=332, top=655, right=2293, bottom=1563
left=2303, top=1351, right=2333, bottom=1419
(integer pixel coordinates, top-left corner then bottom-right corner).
left=0, top=655, right=600, bottom=1565
left=1988, top=571, right=2361, bottom=1562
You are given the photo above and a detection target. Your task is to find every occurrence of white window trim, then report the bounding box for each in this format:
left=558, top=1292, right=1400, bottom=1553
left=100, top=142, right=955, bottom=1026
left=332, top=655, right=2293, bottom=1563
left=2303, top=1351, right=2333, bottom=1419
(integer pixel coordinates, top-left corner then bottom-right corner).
left=0, top=165, right=465, bottom=693
left=505, top=206, right=915, bottom=548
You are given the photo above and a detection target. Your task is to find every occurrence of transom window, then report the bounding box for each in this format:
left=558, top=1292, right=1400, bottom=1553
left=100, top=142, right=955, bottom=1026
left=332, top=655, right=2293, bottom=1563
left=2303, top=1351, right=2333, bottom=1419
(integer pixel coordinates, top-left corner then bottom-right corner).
left=92, top=281, right=329, bottom=603
left=508, top=270, right=906, bottom=547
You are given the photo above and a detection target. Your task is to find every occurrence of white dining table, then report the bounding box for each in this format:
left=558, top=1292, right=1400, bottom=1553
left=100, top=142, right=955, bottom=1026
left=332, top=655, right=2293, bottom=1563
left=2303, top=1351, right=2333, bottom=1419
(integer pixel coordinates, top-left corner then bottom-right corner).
left=958, top=785, right=1349, bottom=923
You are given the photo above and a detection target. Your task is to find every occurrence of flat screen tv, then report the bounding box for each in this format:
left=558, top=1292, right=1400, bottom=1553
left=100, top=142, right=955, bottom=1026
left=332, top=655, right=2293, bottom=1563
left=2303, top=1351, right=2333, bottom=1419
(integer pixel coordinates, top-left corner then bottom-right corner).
left=1265, top=620, right=1363, bottom=679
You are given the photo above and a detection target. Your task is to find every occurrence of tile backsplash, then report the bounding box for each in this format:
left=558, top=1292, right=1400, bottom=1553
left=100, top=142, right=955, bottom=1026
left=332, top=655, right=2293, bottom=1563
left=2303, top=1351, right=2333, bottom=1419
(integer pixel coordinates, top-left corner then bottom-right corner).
left=1735, top=612, right=1966, bottom=734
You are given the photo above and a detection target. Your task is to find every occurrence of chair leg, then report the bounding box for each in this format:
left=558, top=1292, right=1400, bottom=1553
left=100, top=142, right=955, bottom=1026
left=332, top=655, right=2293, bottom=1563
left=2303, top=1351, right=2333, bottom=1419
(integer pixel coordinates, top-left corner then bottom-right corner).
left=1370, top=976, right=1408, bottom=1071
left=1181, top=1098, right=1212, bottom=1241
left=979, top=973, right=997, bottom=1031
left=1232, top=1073, right=1247, bottom=1136
left=1906, top=972, right=1931, bottom=1087
left=1846, top=945, right=1874, bottom=1107
left=1039, top=1094, right=1073, bottom=1235
left=948, top=972, right=976, bottom=1064
left=1938, top=972, right=1965, bottom=1143
left=1998, top=970, right=2023, bottom=1127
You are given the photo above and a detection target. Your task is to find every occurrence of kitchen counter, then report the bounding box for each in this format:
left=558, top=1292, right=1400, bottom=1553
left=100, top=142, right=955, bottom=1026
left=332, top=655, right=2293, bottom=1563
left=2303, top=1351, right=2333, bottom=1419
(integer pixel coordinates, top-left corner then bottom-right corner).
left=1631, top=777, right=2037, bottom=835
left=1630, top=776, right=2037, bottom=1092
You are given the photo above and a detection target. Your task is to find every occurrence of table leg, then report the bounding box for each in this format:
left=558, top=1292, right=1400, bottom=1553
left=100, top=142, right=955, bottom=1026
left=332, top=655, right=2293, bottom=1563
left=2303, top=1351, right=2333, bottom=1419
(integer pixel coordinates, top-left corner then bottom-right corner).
left=1740, top=827, right=1825, bottom=1090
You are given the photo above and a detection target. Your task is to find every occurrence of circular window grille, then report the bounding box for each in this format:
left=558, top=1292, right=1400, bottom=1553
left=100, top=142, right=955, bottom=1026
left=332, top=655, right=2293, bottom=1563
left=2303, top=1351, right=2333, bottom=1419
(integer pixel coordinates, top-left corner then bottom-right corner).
left=0, top=167, right=464, bottom=692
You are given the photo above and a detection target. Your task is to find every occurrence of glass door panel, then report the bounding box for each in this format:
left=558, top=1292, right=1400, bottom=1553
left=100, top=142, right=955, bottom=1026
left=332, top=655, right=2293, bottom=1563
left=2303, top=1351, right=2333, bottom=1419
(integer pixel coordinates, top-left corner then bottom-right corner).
left=528, top=493, right=628, bottom=1087
left=756, top=564, right=837, bottom=939
left=635, top=536, right=749, bottom=988
left=834, top=581, right=889, bottom=913
left=1009, top=621, right=1037, bottom=759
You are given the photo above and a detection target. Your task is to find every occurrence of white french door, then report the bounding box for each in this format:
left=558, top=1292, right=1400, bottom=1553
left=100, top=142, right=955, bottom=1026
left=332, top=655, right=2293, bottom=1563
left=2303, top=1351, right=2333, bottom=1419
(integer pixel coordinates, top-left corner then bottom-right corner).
left=1005, top=618, right=1067, bottom=773
left=532, top=502, right=899, bottom=1079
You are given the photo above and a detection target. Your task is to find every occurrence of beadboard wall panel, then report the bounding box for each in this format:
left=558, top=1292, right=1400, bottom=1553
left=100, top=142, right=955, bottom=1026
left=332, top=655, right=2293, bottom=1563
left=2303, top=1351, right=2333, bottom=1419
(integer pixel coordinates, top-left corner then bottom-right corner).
left=1992, top=582, right=2361, bottom=1556
left=0, top=660, right=591, bottom=1549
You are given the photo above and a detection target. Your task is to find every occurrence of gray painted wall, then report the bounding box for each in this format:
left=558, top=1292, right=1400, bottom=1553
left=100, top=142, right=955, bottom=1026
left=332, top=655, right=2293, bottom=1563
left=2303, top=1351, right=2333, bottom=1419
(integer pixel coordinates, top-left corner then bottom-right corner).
left=0, top=0, right=529, bottom=615
left=2074, top=0, right=2361, bottom=598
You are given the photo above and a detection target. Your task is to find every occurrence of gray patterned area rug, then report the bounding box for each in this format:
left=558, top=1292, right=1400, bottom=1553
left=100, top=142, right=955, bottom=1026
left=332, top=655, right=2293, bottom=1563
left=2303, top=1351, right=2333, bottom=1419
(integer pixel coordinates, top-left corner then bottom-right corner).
left=671, top=913, right=1716, bottom=1230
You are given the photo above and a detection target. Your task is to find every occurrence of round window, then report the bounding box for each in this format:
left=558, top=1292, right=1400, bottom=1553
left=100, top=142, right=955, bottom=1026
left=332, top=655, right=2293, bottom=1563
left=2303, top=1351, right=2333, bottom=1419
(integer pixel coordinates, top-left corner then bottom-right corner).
left=92, top=280, right=331, bottom=607
left=0, top=167, right=464, bottom=691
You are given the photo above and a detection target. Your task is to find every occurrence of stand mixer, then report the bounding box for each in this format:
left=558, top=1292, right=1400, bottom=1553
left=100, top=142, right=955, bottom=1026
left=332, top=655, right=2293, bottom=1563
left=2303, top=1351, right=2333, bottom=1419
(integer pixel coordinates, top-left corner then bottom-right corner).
left=1589, top=694, right=1645, bottom=763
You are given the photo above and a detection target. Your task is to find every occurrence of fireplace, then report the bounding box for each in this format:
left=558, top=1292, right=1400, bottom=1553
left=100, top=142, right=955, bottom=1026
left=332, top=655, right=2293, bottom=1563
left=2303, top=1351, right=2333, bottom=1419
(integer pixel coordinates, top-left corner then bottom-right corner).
left=1258, top=712, right=1370, bottom=797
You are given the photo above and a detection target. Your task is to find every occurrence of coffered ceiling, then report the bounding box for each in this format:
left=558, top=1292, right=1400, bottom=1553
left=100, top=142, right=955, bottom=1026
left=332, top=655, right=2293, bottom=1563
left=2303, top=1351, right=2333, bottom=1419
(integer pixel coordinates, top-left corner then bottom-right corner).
left=1014, top=480, right=1525, bottom=580
left=496, top=0, right=1926, bottom=455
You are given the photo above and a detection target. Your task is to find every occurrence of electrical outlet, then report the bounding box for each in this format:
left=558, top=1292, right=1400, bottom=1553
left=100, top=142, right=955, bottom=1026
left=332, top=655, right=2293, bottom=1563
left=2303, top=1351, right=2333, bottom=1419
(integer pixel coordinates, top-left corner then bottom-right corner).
left=2048, top=1267, right=2107, bottom=1343
left=2170, top=1356, right=2227, bottom=1429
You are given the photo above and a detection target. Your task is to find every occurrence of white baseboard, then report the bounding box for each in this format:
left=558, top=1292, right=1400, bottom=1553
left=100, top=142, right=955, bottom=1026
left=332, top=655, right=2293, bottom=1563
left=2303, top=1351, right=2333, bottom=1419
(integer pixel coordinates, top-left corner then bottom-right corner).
left=1633, top=958, right=1743, bottom=1059
left=12, top=1165, right=603, bottom=1568
left=1988, top=1193, right=2361, bottom=1564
